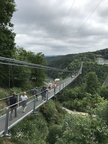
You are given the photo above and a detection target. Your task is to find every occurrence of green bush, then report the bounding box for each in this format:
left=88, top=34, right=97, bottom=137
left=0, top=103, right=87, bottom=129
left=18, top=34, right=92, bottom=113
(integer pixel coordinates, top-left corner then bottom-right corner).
left=0, top=88, right=9, bottom=98
left=46, top=125, right=62, bottom=144
left=10, top=113, right=48, bottom=144
left=56, top=114, right=108, bottom=144
left=0, top=138, right=14, bottom=144
left=39, top=100, right=64, bottom=124
left=100, top=86, right=108, bottom=100
left=94, top=101, right=108, bottom=125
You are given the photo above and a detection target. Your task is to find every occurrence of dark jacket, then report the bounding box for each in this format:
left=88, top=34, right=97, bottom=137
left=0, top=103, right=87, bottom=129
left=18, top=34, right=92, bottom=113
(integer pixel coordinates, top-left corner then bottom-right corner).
left=41, top=87, right=46, bottom=97
left=34, top=88, right=38, bottom=95
left=9, top=95, right=17, bottom=108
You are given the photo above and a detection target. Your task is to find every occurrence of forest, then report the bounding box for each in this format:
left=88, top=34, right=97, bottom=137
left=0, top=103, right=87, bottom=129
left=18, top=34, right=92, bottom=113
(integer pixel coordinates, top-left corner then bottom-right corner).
left=0, top=0, right=108, bottom=144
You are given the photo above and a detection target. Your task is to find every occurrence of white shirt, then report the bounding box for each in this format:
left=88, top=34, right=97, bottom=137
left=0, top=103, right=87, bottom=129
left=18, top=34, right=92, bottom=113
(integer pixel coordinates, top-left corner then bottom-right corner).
left=21, top=95, right=28, bottom=101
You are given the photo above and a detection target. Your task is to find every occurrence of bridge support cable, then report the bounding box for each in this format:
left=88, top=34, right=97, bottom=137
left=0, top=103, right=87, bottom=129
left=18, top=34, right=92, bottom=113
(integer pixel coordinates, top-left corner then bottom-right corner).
left=0, top=56, right=73, bottom=73
left=0, top=58, right=83, bottom=103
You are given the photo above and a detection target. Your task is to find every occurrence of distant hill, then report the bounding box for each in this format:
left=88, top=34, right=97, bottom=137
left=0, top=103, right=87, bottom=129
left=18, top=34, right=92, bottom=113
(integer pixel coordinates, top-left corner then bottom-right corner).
left=94, top=48, right=108, bottom=59
left=44, top=55, right=63, bottom=62
left=45, top=48, right=108, bottom=82
left=45, top=48, right=108, bottom=65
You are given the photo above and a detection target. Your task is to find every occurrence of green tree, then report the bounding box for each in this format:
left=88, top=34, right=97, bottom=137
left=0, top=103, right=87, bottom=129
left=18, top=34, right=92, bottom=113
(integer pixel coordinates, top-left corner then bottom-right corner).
left=85, top=72, right=100, bottom=95
left=46, top=125, right=62, bottom=144
left=27, top=52, right=46, bottom=86
left=0, top=0, right=16, bottom=57
left=10, top=113, right=48, bottom=144
left=56, top=114, right=108, bottom=144
left=14, top=48, right=46, bottom=88
left=100, top=86, right=108, bottom=100
left=94, top=101, right=108, bottom=125
left=0, top=0, right=16, bottom=88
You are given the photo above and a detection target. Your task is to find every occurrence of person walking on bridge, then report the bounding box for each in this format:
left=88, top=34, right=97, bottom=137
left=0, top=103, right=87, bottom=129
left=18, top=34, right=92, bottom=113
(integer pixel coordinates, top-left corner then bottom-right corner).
left=9, top=92, right=18, bottom=120
left=33, top=87, right=38, bottom=100
left=48, top=81, right=52, bottom=90
left=21, top=92, right=28, bottom=113
left=41, top=86, right=48, bottom=101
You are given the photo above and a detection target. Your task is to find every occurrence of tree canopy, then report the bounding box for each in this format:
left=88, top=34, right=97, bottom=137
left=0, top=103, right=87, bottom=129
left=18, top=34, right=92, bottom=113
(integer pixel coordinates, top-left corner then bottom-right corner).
left=85, top=72, right=100, bottom=95
left=0, top=0, right=16, bottom=57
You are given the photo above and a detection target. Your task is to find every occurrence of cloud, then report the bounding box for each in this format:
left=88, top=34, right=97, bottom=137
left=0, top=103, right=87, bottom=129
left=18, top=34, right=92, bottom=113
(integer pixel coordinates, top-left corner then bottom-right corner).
left=12, top=0, right=108, bottom=55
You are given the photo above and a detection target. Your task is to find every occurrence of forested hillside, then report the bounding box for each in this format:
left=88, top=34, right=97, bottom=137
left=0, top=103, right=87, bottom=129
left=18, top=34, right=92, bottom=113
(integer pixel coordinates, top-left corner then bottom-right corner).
left=0, top=1, right=47, bottom=90
left=1, top=48, right=108, bottom=144
left=46, top=49, right=108, bottom=84
left=0, top=0, right=108, bottom=143
left=44, top=49, right=108, bottom=143
left=94, top=48, right=108, bottom=59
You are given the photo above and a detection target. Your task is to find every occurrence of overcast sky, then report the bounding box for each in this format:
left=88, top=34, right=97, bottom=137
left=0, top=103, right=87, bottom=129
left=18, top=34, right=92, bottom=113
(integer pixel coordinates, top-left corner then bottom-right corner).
left=12, top=0, right=108, bottom=56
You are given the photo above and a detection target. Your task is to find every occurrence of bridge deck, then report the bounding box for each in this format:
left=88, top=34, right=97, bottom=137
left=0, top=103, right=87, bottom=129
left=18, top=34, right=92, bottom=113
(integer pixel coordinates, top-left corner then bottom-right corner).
left=0, top=76, right=79, bottom=136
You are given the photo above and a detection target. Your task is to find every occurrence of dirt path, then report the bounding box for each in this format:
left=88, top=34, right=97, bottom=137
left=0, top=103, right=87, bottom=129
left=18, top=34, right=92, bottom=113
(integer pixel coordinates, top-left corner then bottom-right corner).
left=103, top=75, right=108, bottom=86
left=62, top=107, right=88, bottom=116
left=62, top=107, right=96, bottom=118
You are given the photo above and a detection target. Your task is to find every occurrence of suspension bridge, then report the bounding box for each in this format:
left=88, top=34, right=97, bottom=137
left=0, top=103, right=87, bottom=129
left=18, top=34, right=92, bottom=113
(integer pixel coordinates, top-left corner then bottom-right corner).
left=0, top=57, right=83, bottom=137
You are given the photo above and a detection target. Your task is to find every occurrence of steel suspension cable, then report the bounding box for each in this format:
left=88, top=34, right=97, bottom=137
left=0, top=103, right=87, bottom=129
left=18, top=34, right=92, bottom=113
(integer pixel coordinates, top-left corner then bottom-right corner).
left=0, top=56, right=73, bottom=73
left=57, top=0, right=76, bottom=40
left=77, top=0, right=103, bottom=33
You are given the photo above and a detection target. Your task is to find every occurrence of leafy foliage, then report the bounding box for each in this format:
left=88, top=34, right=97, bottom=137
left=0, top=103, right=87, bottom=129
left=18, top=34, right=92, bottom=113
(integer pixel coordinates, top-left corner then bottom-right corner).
left=100, top=86, right=108, bottom=99
left=39, top=100, right=65, bottom=124
left=0, top=47, right=46, bottom=89
left=94, top=101, right=108, bottom=125
left=10, top=113, right=48, bottom=144
left=0, top=0, right=16, bottom=88
left=1, top=1, right=108, bottom=143
left=46, top=125, right=62, bottom=144
left=0, top=0, right=16, bottom=62
left=8, top=100, right=65, bottom=144
left=56, top=114, right=108, bottom=144
left=85, top=72, right=100, bottom=94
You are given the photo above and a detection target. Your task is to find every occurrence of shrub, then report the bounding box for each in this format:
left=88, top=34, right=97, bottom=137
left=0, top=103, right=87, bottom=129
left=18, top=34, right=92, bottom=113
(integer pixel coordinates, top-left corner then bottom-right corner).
left=56, top=114, right=108, bottom=144
left=46, top=125, right=62, bottom=144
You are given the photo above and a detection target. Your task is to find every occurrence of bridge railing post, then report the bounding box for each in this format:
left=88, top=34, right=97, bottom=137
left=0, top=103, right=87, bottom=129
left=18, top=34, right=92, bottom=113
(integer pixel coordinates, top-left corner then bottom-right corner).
left=65, top=81, right=67, bottom=87
left=59, top=84, right=61, bottom=92
left=3, top=107, right=10, bottom=137
left=54, top=87, right=56, bottom=96
left=17, top=94, right=20, bottom=107
left=46, top=90, right=48, bottom=103
left=32, top=95, right=37, bottom=114
left=65, top=81, right=66, bottom=87
left=63, top=82, right=64, bottom=88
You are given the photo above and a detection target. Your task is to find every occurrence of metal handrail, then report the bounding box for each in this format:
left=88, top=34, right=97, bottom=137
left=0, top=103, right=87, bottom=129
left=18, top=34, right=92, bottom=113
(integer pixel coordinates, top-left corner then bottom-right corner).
left=0, top=73, right=81, bottom=137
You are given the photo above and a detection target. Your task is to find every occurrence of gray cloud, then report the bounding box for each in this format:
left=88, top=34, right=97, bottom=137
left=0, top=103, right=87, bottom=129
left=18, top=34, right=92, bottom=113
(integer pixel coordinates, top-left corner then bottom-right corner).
left=12, top=0, right=108, bottom=55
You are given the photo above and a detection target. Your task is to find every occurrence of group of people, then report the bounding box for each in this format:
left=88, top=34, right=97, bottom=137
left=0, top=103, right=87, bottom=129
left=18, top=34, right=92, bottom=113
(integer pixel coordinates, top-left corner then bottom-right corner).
left=9, top=91, right=28, bottom=120
left=48, top=81, right=58, bottom=89
left=9, top=86, right=48, bottom=120
left=8, top=79, right=60, bottom=120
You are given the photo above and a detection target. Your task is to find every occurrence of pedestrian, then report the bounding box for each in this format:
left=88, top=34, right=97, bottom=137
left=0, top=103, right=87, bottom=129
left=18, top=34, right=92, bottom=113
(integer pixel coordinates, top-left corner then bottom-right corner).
left=21, top=92, right=28, bottom=113
left=41, top=86, right=47, bottom=101
left=48, top=81, right=52, bottom=90
left=9, top=92, right=18, bottom=120
left=34, top=87, right=38, bottom=100
left=53, top=83, right=57, bottom=88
